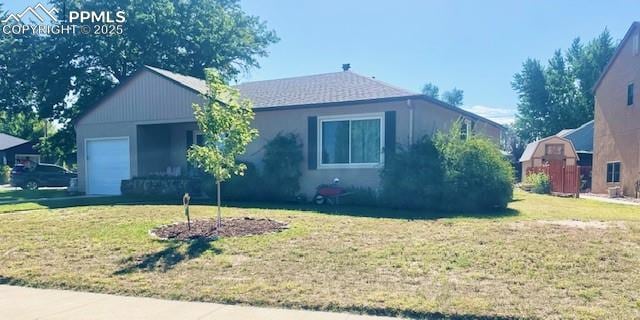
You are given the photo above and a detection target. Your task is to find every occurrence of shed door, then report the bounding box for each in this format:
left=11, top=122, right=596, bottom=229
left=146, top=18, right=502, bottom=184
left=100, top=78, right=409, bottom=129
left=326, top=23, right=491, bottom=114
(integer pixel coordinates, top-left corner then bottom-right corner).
left=86, top=138, right=130, bottom=195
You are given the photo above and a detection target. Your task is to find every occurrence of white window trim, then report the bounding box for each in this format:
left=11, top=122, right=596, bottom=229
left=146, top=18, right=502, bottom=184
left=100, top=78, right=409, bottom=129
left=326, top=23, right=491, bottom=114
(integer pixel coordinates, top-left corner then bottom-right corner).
left=606, top=160, right=621, bottom=183
left=317, top=112, right=385, bottom=169
left=461, top=118, right=472, bottom=140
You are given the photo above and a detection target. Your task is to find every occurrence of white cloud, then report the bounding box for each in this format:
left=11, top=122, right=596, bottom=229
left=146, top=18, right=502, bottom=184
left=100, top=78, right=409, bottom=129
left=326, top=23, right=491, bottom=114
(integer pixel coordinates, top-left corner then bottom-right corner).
left=462, top=105, right=515, bottom=125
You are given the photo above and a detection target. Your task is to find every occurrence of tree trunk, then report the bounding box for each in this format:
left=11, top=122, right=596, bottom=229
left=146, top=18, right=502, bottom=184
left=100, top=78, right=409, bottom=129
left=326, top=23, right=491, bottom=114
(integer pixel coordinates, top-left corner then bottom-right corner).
left=216, top=180, right=222, bottom=229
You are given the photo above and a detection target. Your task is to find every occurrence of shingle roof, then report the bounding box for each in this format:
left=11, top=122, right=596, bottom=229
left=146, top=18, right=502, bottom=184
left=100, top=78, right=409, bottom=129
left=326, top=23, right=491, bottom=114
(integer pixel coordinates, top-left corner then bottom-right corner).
left=145, top=66, right=208, bottom=94
left=519, top=140, right=541, bottom=162
left=520, top=120, right=594, bottom=162
left=140, top=65, right=502, bottom=128
left=235, top=71, right=417, bottom=108
left=145, top=66, right=417, bottom=107
left=557, top=120, right=593, bottom=153
left=0, top=133, right=29, bottom=151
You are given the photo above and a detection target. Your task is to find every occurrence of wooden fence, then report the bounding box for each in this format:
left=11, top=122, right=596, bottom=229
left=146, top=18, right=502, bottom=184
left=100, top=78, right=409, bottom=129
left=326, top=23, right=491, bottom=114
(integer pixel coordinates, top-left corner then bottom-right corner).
left=526, top=165, right=581, bottom=195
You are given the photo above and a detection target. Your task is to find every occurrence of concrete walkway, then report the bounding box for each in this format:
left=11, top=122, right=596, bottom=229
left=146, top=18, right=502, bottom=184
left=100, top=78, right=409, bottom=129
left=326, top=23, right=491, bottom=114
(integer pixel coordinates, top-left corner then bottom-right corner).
left=580, top=194, right=640, bottom=206
left=0, top=285, right=399, bottom=320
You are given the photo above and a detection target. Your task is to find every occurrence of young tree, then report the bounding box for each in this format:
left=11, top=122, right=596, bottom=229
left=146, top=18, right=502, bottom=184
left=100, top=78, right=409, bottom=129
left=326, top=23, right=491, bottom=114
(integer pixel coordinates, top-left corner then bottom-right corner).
left=187, top=69, right=258, bottom=228
left=421, top=82, right=440, bottom=98
left=442, top=88, right=464, bottom=106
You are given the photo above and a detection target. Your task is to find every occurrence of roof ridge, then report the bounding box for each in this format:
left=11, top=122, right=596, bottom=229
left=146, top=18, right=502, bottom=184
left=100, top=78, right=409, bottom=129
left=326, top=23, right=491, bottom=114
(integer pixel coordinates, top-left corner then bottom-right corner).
left=237, top=70, right=360, bottom=86
left=350, top=71, right=418, bottom=95
left=144, top=65, right=204, bottom=82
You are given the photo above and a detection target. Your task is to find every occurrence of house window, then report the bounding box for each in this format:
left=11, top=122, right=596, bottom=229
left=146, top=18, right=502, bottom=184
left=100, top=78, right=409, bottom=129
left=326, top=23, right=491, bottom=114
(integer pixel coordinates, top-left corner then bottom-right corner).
left=195, top=133, right=205, bottom=146
left=634, top=33, right=639, bottom=56
left=319, top=114, right=383, bottom=167
left=460, top=119, right=473, bottom=140
left=606, top=162, right=621, bottom=183
left=627, top=83, right=634, bottom=106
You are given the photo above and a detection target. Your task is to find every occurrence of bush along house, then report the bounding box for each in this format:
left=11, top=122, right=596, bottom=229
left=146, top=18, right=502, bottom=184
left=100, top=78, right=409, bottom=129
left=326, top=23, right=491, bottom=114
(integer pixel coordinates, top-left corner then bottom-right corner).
left=74, top=65, right=503, bottom=196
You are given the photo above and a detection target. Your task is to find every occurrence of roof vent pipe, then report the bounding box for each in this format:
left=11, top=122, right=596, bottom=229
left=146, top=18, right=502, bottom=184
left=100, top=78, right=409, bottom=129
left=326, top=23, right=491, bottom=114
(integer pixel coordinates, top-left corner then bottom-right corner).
left=342, top=63, right=350, bottom=71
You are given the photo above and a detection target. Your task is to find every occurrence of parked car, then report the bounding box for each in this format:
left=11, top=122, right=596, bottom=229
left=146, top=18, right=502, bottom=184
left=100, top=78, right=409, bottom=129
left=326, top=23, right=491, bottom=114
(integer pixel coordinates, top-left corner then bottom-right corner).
left=10, top=164, right=77, bottom=190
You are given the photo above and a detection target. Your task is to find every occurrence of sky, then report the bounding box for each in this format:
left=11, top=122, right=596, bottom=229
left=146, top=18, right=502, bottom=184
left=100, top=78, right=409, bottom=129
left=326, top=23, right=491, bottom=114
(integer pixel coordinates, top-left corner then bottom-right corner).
left=238, top=0, right=640, bottom=124
left=4, top=1, right=640, bottom=124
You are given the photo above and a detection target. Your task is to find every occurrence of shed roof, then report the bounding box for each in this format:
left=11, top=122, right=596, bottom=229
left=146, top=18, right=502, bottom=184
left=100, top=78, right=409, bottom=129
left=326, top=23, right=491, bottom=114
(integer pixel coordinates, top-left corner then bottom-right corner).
left=519, top=140, right=541, bottom=162
left=519, top=135, right=576, bottom=162
left=0, top=133, right=29, bottom=151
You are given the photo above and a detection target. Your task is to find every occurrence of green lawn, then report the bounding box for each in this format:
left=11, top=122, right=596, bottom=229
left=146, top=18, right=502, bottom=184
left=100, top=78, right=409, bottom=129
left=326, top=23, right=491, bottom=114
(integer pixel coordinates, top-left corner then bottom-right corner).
left=0, top=188, right=69, bottom=203
left=1, top=191, right=639, bottom=319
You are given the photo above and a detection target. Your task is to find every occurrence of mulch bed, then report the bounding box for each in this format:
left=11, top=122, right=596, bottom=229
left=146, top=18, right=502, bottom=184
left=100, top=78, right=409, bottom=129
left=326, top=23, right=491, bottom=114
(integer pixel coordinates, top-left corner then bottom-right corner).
left=150, top=217, right=288, bottom=241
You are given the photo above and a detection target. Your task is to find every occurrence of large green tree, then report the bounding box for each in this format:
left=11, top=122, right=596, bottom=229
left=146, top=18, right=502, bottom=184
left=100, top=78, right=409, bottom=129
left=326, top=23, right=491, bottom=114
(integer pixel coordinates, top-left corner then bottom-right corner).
left=513, top=29, right=615, bottom=143
left=1, top=0, right=278, bottom=163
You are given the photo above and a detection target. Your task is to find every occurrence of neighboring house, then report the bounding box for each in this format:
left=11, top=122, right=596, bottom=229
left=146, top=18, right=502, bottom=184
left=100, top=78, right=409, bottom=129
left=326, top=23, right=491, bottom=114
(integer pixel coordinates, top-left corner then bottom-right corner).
left=0, top=133, right=39, bottom=167
left=74, top=65, right=504, bottom=195
left=557, top=120, right=594, bottom=168
left=592, top=22, right=640, bottom=196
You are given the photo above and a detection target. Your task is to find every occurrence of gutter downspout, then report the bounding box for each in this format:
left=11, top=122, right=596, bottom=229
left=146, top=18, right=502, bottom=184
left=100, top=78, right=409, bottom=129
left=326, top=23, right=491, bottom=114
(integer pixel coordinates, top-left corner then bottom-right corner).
left=407, top=99, right=414, bottom=145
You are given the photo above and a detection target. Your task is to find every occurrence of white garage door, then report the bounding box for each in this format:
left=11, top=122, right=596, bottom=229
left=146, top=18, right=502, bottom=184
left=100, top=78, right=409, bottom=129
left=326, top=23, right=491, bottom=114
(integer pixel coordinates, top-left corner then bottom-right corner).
left=86, top=138, right=130, bottom=195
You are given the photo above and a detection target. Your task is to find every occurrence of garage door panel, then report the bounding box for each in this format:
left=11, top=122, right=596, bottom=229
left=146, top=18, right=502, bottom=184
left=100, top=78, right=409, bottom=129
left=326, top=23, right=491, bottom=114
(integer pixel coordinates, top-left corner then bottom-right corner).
left=86, top=138, right=130, bottom=195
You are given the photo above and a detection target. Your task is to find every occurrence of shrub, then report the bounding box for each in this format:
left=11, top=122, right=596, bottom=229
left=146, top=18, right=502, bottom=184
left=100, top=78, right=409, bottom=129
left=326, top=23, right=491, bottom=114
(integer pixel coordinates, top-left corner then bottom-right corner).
left=1, top=165, right=10, bottom=184
left=261, top=133, right=304, bottom=201
left=340, top=187, right=379, bottom=207
left=202, top=162, right=264, bottom=202
left=435, top=123, right=514, bottom=211
left=380, top=137, right=444, bottom=209
left=525, top=172, right=551, bottom=194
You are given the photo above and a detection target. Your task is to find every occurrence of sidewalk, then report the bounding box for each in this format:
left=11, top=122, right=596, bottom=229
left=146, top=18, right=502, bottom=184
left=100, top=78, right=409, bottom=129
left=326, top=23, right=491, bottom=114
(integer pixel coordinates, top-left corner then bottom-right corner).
left=0, top=285, right=399, bottom=320
left=580, top=194, right=640, bottom=206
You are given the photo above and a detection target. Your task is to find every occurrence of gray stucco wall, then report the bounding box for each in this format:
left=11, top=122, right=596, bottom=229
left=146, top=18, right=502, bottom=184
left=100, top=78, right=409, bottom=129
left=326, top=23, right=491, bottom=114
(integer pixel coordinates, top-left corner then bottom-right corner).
left=75, top=69, right=502, bottom=196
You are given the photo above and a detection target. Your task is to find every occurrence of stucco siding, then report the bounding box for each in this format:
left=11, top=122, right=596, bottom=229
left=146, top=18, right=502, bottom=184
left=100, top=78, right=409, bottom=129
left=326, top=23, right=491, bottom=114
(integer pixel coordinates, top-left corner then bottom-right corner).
left=412, top=99, right=501, bottom=142
left=593, top=25, right=640, bottom=195
left=245, top=100, right=410, bottom=196
left=75, top=70, right=503, bottom=196
left=137, top=124, right=171, bottom=175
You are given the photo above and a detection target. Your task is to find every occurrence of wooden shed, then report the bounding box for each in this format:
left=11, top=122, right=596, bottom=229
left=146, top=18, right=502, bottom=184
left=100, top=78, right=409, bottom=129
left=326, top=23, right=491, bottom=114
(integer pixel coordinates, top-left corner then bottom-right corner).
left=519, top=136, right=581, bottom=194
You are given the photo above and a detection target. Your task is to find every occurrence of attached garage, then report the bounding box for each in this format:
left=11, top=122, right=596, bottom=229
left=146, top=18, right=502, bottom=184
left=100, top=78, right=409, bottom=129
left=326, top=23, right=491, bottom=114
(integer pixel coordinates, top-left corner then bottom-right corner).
left=85, top=138, right=131, bottom=195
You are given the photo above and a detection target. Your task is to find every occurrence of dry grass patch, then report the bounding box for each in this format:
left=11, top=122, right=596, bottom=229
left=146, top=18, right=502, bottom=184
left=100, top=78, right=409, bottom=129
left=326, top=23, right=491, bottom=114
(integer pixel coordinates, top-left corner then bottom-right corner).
left=1, top=191, right=640, bottom=319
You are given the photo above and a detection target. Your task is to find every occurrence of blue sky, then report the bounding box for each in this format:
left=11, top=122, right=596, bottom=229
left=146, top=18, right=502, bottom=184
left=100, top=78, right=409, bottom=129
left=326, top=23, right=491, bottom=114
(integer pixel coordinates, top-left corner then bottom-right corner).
left=238, top=0, right=640, bottom=123
left=4, top=1, right=640, bottom=123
